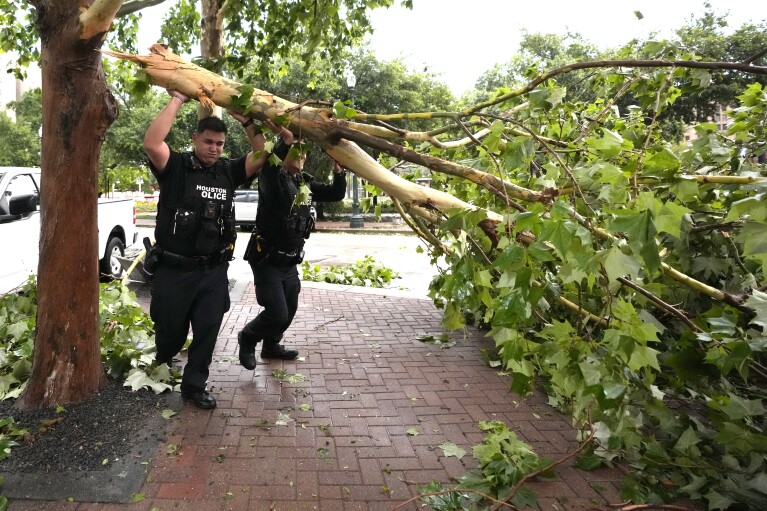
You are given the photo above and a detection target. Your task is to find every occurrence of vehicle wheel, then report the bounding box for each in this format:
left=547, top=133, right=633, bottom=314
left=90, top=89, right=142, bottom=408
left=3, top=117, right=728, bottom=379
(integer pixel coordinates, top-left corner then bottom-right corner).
left=100, top=236, right=125, bottom=280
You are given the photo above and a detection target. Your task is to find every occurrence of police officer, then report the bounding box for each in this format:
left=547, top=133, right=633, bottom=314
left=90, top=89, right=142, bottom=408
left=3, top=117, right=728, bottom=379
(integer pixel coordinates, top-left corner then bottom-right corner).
left=144, top=90, right=267, bottom=409
left=238, top=126, right=347, bottom=369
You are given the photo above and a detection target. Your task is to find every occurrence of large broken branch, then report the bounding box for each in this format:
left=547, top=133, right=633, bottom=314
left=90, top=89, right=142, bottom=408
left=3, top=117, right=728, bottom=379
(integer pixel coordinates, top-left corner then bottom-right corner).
left=105, top=44, right=503, bottom=237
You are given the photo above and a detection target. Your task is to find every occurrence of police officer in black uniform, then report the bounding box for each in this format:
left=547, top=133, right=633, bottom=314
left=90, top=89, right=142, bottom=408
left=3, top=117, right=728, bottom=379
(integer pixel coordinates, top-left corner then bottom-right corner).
left=144, top=91, right=268, bottom=409
left=238, top=126, right=347, bottom=369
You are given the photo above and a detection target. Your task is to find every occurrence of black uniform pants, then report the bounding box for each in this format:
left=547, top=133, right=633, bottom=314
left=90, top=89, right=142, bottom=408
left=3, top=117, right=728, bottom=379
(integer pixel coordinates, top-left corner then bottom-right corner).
left=150, top=262, right=230, bottom=394
left=240, top=263, right=301, bottom=347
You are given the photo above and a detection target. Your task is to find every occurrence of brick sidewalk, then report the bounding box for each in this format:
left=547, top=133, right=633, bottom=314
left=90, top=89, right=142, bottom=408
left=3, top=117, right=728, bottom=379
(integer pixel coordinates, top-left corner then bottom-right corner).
left=10, top=283, right=623, bottom=511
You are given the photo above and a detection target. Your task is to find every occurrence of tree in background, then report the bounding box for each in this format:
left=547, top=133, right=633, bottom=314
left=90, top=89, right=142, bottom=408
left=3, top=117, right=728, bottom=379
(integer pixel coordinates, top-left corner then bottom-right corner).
left=668, top=9, right=767, bottom=124
left=0, top=88, right=41, bottom=167
left=467, top=31, right=601, bottom=106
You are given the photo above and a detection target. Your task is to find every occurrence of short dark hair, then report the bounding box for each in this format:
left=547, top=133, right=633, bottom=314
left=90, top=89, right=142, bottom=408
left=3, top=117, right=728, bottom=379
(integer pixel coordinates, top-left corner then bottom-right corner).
left=196, top=116, right=227, bottom=135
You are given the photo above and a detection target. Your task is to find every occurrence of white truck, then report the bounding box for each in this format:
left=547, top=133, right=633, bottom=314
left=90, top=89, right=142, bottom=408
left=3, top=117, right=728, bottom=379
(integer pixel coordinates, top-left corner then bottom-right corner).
left=0, top=166, right=138, bottom=294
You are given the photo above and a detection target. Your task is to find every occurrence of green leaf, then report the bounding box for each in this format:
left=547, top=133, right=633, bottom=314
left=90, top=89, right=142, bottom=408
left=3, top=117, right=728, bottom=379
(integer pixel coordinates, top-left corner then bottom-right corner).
left=333, top=101, right=358, bottom=119
left=5, top=321, right=28, bottom=341
left=586, top=128, right=631, bottom=159
left=643, top=146, right=680, bottom=172
left=720, top=393, right=765, bottom=420
left=442, top=302, right=465, bottom=330
left=655, top=201, right=692, bottom=238
left=510, top=487, right=539, bottom=509
left=627, top=345, right=661, bottom=372
left=704, top=491, right=734, bottom=510
left=475, top=269, right=492, bottom=288
left=539, top=220, right=574, bottom=258
left=406, top=428, right=420, bottom=436
left=749, top=473, right=767, bottom=495
left=745, top=290, right=767, bottom=328
left=608, top=210, right=660, bottom=273
left=737, top=222, right=767, bottom=262
left=673, top=426, right=700, bottom=453
left=438, top=442, right=466, bottom=459
left=123, top=369, right=173, bottom=394
left=603, top=246, right=641, bottom=282
left=161, top=409, right=177, bottom=420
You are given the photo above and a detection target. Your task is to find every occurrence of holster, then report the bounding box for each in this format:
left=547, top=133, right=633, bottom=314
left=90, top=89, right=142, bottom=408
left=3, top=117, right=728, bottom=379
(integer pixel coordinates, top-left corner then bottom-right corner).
left=143, top=237, right=162, bottom=279
left=244, top=232, right=304, bottom=267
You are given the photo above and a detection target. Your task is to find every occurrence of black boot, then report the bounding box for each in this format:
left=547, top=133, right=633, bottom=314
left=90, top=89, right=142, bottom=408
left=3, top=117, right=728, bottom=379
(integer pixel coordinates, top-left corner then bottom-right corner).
left=261, top=343, right=299, bottom=360
left=238, top=332, right=257, bottom=370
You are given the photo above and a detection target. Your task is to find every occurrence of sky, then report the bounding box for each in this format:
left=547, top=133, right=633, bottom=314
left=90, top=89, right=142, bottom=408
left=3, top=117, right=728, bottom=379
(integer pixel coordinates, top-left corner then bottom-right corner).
left=131, top=0, right=758, bottom=96
left=364, top=0, right=759, bottom=95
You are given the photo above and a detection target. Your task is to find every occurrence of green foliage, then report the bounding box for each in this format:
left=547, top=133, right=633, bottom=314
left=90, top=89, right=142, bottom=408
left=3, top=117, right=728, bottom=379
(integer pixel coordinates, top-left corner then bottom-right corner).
left=159, top=0, right=412, bottom=84
left=301, top=256, right=399, bottom=288
left=0, top=278, right=175, bottom=402
left=416, top=422, right=552, bottom=509
left=0, top=110, right=39, bottom=167
left=423, top=63, right=767, bottom=508
left=467, top=31, right=601, bottom=107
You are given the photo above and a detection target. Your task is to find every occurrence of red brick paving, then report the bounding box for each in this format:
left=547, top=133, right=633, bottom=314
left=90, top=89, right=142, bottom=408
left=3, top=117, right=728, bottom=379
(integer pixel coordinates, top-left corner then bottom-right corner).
left=9, top=283, right=624, bottom=511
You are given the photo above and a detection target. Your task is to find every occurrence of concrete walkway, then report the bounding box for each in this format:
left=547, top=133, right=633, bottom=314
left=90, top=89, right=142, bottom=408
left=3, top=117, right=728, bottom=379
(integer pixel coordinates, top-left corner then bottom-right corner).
left=9, top=282, right=624, bottom=511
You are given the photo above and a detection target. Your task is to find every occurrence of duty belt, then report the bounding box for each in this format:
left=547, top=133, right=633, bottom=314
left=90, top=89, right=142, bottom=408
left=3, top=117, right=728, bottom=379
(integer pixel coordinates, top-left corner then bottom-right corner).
left=158, top=249, right=225, bottom=271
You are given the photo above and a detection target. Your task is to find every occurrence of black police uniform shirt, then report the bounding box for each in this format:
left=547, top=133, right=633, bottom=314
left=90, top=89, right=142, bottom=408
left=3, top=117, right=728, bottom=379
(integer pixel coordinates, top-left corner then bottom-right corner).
left=256, top=142, right=346, bottom=253
left=149, top=150, right=248, bottom=257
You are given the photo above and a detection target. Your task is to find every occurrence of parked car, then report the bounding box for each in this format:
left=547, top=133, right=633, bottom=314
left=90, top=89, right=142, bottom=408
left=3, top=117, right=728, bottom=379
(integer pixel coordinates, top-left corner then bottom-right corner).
left=233, top=189, right=259, bottom=229
left=0, top=167, right=138, bottom=294
left=233, top=189, right=317, bottom=231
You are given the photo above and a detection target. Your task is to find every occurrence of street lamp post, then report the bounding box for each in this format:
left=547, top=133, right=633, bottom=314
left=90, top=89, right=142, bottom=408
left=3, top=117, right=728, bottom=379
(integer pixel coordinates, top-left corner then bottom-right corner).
left=345, top=70, right=364, bottom=229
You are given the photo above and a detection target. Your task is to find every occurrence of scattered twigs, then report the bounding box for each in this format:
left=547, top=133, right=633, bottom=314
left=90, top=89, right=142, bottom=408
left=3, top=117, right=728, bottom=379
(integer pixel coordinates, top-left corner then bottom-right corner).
left=489, top=429, right=598, bottom=511
left=311, top=315, right=345, bottom=331
left=391, top=489, right=522, bottom=511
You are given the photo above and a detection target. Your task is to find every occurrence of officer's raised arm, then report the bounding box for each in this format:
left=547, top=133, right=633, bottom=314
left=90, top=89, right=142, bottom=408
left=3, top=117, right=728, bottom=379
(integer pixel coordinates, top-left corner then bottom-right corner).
left=144, top=90, right=189, bottom=173
left=227, top=110, right=269, bottom=179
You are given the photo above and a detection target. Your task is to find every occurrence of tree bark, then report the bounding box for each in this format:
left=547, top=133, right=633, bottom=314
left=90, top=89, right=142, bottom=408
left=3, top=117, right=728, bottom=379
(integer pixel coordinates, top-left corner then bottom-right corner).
left=199, top=0, right=224, bottom=119
left=18, top=0, right=117, bottom=409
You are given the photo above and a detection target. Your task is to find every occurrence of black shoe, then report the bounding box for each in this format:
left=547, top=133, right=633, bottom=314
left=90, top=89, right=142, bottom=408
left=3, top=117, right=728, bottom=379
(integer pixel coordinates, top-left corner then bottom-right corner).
left=238, top=332, right=257, bottom=370
left=261, top=344, right=299, bottom=360
left=181, top=390, right=217, bottom=410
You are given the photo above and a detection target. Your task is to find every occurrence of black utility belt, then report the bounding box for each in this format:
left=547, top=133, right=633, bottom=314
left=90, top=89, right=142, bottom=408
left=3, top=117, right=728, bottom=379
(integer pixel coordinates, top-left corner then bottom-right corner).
left=158, top=249, right=230, bottom=271
left=244, top=234, right=304, bottom=267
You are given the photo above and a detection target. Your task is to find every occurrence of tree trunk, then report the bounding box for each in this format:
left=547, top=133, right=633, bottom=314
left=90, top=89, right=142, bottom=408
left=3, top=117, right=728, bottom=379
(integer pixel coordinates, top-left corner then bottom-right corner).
left=17, top=0, right=117, bottom=409
left=199, top=0, right=223, bottom=119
